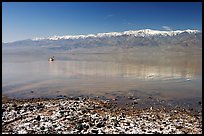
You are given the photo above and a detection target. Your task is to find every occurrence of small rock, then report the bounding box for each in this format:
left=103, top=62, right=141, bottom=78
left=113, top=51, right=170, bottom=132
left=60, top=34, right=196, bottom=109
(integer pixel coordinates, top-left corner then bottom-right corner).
left=96, top=122, right=105, bottom=128
left=128, top=96, right=133, bottom=99
left=176, top=126, right=183, bottom=129
left=89, top=122, right=94, bottom=127
left=36, top=115, right=41, bottom=121
left=83, top=124, right=89, bottom=129
left=92, top=129, right=98, bottom=134
left=60, top=107, right=64, bottom=110
left=76, top=123, right=83, bottom=131
left=53, top=124, right=58, bottom=128
left=69, top=96, right=74, bottom=100
left=121, top=112, right=125, bottom=118
left=59, top=110, right=65, bottom=114
left=29, top=107, right=34, bottom=111
left=160, top=127, right=164, bottom=131
left=37, top=103, right=44, bottom=109
left=70, top=108, right=76, bottom=111
left=125, top=122, right=130, bottom=126
left=198, top=101, right=202, bottom=105
left=82, top=109, right=87, bottom=114
left=133, top=100, right=138, bottom=104
left=132, top=97, right=137, bottom=100
left=107, top=125, right=112, bottom=128
left=40, top=126, right=45, bottom=130
left=190, top=108, right=193, bottom=111
left=74, top=97, right=79, bottom=100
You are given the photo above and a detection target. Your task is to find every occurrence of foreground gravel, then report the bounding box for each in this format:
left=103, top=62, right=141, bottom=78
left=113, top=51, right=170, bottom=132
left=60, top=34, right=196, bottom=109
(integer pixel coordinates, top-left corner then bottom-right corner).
left=2, top=97, right=202, bottom=134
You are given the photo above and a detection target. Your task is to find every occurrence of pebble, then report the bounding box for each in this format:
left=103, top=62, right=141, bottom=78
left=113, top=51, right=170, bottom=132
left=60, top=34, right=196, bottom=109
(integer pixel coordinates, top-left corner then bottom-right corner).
left=198, top=101, right=202, bottom=105
left=133, top=100, right=138, bottom=104
left=36, top=115, right=41, bottom=121
left=2, top=97, right=202, bottom=134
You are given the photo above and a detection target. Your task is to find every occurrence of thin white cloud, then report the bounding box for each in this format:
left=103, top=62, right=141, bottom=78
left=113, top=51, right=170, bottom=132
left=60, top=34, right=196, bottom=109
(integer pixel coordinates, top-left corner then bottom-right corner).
left=162, top=26, right=172, bottom=31
left=127, top=22, right=133, bottom=25
left=122, top=20, right=133, bottom=26
left=104, top=14, right=114, bottom=19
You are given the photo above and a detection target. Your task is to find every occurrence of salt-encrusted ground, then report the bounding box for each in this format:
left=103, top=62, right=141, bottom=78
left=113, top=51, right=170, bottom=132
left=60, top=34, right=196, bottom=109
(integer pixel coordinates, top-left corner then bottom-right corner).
left=2, top=97, right=202, bottom=134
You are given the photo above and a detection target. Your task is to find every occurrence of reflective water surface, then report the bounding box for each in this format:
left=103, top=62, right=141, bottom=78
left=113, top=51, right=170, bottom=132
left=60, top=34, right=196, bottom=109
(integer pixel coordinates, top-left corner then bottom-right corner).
left=2, top=46, right=202, bottom=100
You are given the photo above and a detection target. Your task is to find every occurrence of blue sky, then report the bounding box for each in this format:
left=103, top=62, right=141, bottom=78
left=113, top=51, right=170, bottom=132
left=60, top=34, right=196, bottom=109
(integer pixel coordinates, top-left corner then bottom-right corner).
left=2, top=2, right=202, bottom=43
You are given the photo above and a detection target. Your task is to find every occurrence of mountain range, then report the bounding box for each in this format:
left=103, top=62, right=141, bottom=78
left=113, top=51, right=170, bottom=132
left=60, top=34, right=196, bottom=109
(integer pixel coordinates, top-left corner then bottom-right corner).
left=3, top=29, right=202, bottom=50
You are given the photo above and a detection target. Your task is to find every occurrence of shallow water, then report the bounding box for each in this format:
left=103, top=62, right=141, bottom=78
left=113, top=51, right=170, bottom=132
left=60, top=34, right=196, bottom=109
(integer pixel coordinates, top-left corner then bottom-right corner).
left=2, top=46, right=202, bottom=102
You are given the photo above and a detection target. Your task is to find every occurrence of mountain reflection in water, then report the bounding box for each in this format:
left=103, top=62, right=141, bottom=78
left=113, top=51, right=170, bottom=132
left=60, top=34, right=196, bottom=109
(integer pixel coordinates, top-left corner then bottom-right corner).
left=2, top=47, right=202, bottom=100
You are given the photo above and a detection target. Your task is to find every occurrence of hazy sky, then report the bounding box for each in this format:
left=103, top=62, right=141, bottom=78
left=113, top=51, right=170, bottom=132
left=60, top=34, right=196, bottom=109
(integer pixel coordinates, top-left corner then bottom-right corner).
left=2, top=2, right=202, bottom=43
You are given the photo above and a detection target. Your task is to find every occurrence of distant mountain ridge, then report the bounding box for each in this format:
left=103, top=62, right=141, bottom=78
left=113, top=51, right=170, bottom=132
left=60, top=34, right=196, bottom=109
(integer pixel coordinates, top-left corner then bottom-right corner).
left=32, top=29, right=200, bottom=41
left=3, top=29, right=202, bottom=50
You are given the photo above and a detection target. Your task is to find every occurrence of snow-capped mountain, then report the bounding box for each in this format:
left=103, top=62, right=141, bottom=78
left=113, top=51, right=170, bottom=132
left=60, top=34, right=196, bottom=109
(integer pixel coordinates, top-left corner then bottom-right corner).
left=3, top=29, right=202, bottom=50
left=32, top=29, right=200, bottom=41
